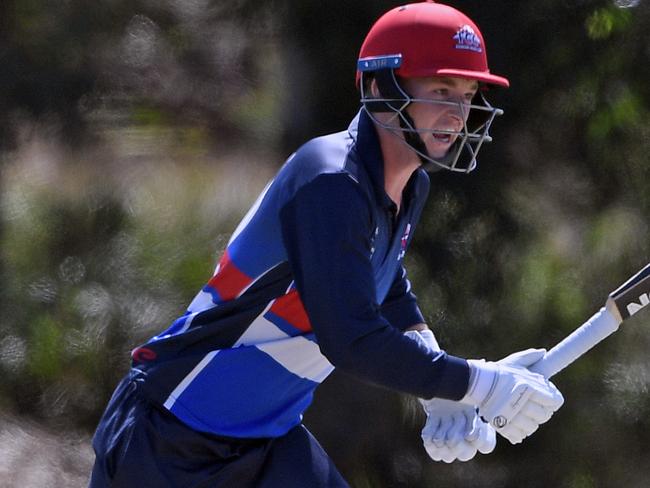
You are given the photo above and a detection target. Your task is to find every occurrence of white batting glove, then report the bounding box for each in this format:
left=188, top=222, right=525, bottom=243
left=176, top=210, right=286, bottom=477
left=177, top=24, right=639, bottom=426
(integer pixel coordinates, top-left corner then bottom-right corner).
left=420, top=398, right=496, bottom=462
left=499, top=348, right=548, bottom=369
left=405, top=329, right=496, bottom=462
left=462, top=349, right=564, bottom=445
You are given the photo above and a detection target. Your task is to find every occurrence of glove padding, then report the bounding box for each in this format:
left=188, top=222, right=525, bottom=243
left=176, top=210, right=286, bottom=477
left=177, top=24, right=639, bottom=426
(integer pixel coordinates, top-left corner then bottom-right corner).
left=405, top=329, right=496, bottom=462
left=464, top=348, right=564, bottom=445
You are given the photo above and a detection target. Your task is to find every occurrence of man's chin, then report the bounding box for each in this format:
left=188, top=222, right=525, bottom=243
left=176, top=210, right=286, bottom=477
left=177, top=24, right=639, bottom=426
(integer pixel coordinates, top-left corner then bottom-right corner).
left=426, top=139, right=458, bottom=160
left=427, top=146, right=451, bottom=160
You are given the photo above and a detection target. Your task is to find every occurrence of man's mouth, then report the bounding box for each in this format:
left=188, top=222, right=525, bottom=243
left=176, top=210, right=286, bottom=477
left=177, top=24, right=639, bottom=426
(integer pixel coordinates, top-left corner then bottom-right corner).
left=432, top=133, right=452, bottom=143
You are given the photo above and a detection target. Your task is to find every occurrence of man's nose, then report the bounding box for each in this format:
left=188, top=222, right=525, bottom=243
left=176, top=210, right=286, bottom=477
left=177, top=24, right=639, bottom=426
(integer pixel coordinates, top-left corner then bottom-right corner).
left=445, top=98, right=470, bottom=121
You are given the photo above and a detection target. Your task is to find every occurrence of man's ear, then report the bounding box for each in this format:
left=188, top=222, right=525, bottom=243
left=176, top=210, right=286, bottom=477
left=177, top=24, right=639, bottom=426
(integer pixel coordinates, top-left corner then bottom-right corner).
left=369, top=78, right=381, bottom=98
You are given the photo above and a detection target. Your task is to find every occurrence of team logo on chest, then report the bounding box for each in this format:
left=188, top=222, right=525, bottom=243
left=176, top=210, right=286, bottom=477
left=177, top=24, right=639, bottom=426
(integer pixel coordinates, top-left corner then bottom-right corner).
left=397, top=223, right=411, bottom=260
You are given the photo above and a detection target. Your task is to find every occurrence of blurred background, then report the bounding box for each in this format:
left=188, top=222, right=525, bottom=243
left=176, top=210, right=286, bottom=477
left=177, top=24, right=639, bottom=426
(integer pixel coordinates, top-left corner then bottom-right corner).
left=1, top=0, right=649, bottom=486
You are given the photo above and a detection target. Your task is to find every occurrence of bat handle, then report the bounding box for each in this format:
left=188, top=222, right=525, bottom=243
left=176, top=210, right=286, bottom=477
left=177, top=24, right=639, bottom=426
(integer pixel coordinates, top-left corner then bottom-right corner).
left=529, top=307, right=621, bottom=379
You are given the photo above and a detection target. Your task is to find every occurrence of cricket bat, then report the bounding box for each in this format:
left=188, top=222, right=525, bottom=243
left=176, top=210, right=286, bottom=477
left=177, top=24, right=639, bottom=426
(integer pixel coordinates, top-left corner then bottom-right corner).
left=530, top=263, right=650, bottom=379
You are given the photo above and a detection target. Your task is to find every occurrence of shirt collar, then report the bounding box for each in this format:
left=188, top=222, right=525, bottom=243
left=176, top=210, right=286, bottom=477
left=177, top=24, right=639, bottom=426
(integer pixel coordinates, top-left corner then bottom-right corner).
left=348, top=109, right=426, bottom=214
left=347, top=109, right=396, bottom=212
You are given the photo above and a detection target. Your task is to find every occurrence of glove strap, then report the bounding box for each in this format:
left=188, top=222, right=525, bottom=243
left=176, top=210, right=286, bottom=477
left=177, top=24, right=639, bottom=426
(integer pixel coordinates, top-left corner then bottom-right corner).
left=462, top=360, right=499, bottom=406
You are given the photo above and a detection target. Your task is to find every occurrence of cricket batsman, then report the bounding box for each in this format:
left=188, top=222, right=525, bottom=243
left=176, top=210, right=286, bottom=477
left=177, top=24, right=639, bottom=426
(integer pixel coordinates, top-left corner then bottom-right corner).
left=89, top=2, right=564, bottom=486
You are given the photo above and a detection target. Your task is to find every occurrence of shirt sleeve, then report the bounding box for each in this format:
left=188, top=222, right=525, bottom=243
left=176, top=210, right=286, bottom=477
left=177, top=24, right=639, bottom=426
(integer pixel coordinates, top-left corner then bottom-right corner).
left=380, top=265, right=426, bottom=330
left=279, top=173, right=469, bottom=400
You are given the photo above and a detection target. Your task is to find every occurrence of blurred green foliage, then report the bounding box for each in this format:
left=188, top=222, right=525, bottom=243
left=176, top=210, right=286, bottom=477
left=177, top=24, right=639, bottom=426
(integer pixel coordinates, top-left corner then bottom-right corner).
left=586, top=6, right=632, bottom=39
left=1, top=0, right=650, bottom=486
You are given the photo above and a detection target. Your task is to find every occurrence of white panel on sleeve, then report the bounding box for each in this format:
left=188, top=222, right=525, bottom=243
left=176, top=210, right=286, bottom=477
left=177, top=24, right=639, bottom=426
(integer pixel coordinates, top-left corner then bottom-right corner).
left=255, top=337, right=334, bottom=383
left=234, top=302, right=289, bottom=346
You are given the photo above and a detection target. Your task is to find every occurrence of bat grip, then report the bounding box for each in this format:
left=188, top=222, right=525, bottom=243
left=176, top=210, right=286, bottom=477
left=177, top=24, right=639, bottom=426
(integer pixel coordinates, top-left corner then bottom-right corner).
left=529, top=307, right=621, bottom=379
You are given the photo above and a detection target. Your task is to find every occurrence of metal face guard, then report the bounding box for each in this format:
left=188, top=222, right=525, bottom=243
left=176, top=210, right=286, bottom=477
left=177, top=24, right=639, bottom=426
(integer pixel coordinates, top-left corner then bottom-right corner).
left=360, top=71, right=503, bottom=173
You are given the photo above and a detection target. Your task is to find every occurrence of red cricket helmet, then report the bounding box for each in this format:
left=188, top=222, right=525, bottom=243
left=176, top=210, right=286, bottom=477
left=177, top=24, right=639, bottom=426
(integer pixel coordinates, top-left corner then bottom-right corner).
left=356, top=1, right=509, bottom=88
left=355, top=2, right=509, bottom=173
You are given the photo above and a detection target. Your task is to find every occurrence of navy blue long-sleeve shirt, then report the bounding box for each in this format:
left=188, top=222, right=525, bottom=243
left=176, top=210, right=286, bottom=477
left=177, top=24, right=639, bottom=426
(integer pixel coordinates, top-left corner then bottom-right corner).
left=130, top=109, right=470, bottom=438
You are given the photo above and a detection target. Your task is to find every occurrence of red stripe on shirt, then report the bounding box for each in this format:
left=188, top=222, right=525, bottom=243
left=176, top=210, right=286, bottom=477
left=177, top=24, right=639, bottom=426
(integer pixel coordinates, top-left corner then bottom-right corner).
left=268, top=289, right=312, bottom=332
left=207, top=250, right=253, bottom=301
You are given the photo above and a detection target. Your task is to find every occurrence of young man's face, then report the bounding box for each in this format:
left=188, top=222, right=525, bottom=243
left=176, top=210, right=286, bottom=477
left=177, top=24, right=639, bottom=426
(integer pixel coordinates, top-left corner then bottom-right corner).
left=400, top=76, right=479, bottom=159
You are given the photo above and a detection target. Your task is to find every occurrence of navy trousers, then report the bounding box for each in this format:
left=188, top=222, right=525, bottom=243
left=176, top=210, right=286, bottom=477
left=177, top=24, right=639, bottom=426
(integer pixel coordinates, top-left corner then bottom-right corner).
left=89, top=374, right=349, bottom=488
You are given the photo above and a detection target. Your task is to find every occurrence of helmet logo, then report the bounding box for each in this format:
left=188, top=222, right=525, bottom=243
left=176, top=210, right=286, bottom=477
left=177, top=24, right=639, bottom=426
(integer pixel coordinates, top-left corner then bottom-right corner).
left=453, top=25, right=482, bottom=53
